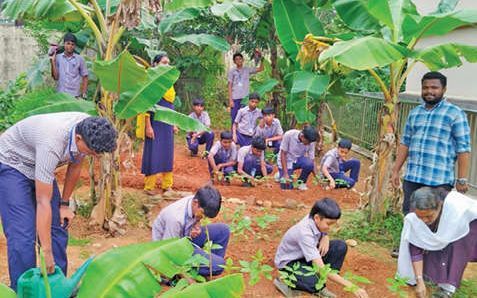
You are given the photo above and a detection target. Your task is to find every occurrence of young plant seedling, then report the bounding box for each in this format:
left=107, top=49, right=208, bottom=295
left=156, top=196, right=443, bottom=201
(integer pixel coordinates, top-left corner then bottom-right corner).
left=302, top=263, right=338, bottom=291
left=343, top=271, right=372, bottom=294
left=386, top=276, right=409, bottom=298
left=278, top=262, right=304, bottom=289
left=239, top=250, right=273, bottom=286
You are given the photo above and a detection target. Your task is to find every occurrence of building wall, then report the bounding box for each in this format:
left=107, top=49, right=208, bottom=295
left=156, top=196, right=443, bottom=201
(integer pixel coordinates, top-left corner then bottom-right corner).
left=405, top=0, right=477, bottom=102
left=0, top=24, right=39, bottom=88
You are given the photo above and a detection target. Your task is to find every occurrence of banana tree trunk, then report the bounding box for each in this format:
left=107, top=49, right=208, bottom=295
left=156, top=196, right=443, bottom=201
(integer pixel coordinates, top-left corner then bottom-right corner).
left=367, top=98, right=398, bottom=222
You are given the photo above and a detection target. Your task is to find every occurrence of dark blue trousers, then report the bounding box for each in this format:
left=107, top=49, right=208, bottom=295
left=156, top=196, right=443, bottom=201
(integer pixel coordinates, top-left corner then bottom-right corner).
left=208, top=151, right=235, bottom=177
left=0, top=163, right=68, bottom=291
left=243, top=154, right=273, bottom=178
left=278, top=156, right=315, bottom=188
left=268, top=140, right=281, bottom=154
left=236, top=132, right=253, bottom=147
left=280, top=240, right=347, bottom=293
left=230, top=99, right=245, bottom=127
left=191, top=223, right=230, bottom=276
left=330, top=158, right=361, bottom=188
left=186, top=132, right=215, bottom=155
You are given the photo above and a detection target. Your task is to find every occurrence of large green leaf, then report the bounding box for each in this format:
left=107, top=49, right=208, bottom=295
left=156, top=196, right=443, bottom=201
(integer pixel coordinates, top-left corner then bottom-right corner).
left=165, top=0, right=212, bottom=12
left=164, top=274, right=245, bottom=298
left=0, top=283, right=16, bottom=298
left=159, top=8, right=201, bottom=34
left=412, top=43, right=477, bottom=71
left=251, top=78, right=279, bottom=97
left=403, top=9, right=477, bottom=43
left=77, top=238, right=194, bottom=298
left=319, top=36, right=408, bottom=70
left=12, top=88, right=96, bottom=122
left=115, top=66, right=180, bottom=119
left=171, top=34, right=230, bottom=52
left=93, top=50, right=147, bottom=94
left=210, top=2, right=254, bottom=22
left=153, top=105, right=210, bottom=132
left=272, top=0, right=324, bottom=59
left=290, top=71, right=330, bottom=99
left=287, top=94, right=316, bottom=124
left=333, top=0, right=381, bottom=31
left=2, top=0, right=91, bottom=21
left=241, top=0, right=266, bottom=9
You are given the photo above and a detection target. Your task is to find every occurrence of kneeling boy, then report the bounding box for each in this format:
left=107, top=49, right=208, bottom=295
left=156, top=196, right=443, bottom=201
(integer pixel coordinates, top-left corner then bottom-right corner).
left=187, top=98, right=214, bottom=156
left=237, top=136, right=273, bottom=186
left=320, top=139, right=361, bottom=189
left=208, top=131, right=237, bottom=181
left=152, top=185, right=230, bottom=276
left=254, top=107, right=283, bottom=154
left=274, top=198, right=368, bottom=298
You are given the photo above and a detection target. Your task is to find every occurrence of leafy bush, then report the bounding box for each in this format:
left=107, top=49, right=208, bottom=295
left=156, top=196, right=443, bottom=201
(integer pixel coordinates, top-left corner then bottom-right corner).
left=0, top=73, right=28, bottom=131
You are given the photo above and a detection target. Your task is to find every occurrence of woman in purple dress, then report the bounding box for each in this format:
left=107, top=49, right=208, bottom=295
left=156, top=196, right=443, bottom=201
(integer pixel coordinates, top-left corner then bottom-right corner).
left=141, top=53, right=176, bottom=195
left=397, top=187, right=477, bottom=298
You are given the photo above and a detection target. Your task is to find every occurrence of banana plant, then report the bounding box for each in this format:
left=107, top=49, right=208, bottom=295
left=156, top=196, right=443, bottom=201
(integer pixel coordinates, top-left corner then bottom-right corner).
left=274, top=0, right=477, bottom=221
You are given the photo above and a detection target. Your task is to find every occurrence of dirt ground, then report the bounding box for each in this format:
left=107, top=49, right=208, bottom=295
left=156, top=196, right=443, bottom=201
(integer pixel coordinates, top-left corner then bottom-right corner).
left=1, top=141, right=476, bottom=297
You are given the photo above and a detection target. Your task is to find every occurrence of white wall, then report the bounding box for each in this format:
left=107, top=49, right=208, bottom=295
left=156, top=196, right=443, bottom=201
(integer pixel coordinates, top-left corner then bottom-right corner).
left=405, top=0, right=477, bottom=102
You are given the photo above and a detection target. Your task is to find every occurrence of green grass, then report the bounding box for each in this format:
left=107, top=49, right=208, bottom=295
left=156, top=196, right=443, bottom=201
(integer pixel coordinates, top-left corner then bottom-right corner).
left=455, top=279, right=477, bottom=297
left=334, top=210, right=403, bottom=249
left=68, top=236, right=91, bottom=247
left=122, top=192, right=147, bottom=227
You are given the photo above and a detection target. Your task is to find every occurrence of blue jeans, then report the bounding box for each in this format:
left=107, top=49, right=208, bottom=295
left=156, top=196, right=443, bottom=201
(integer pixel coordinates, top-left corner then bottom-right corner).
left=330, top=158, right=361, bottom=188
left=278, top=156, right=315, bottom=188
left=190, top=223, right=230, bottom=276
left=186, top=132, right=215, bottom=155
left=0, top=163, right=68, bottom=290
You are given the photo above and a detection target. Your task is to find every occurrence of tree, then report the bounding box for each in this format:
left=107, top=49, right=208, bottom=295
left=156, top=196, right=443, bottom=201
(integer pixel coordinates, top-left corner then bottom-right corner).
left=277, top=0, right=477, bottom=221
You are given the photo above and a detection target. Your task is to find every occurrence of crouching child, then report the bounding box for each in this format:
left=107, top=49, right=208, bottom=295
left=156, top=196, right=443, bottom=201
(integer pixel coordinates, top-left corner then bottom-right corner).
left=274, top=198, right=369, bottom=298
left=152, top=185, right=230, bottom=276
left=208, top=131, right=237, bottom=183
left=237, top=136, right=273, bottom=187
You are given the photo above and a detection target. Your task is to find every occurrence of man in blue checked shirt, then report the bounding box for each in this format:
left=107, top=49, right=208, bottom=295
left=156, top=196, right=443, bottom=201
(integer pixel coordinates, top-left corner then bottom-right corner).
left=391, top=71, right=471, bottom=215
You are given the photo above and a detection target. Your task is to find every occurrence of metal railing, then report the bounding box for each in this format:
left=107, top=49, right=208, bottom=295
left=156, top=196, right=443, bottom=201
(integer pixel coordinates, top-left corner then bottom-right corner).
left=322, top=93, right=477, bottom=189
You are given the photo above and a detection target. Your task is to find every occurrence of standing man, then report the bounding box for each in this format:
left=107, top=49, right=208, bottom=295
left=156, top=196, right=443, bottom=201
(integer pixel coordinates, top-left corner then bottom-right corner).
left=0, top=112, right=117, bottom=290
left=227, top=51, right=264, bottom=125
left=391, top=71, right=471, bottom=215
left=50, top=32, right=89, bottom=99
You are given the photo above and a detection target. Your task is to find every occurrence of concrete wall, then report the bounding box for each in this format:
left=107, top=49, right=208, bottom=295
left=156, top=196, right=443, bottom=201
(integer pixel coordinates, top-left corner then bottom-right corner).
left=0, top=24, right=39, bottom=87
left=405, top=0, right=477, bottom=102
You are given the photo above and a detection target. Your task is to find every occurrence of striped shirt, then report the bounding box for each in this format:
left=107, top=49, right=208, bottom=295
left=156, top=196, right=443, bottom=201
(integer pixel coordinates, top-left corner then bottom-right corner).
left=277, top=129, right=316, bottom=170
left=401, top=100, right=471, bottom=186
left=254, top=118, right=283, bottom=139
left=234, top=106, right=262, bottom=136
left=0, top=112, right=90, bottom=184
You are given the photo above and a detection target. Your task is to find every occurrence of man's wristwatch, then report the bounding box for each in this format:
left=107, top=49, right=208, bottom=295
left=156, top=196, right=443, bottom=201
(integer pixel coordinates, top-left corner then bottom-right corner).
left=456, top=178, right=468, bottom=185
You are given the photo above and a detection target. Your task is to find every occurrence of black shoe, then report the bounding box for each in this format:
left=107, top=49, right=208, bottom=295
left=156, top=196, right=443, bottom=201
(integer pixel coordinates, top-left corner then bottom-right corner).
left=391, top=248, right=399, bottom=258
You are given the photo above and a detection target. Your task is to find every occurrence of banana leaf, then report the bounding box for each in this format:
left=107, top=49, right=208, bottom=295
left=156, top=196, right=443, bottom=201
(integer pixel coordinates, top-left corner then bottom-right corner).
left=272, top=0, right=324, bottom=59
left=210, top=2, right=254, bottom=22
left=319, top=36, right=408, bottom=70
left=171, top=34, right=230, bottom=52
left=153, top=105, right=210, bottom=132
left=0, top=283, right=16, bottom=298
left=290, top=71, right=330, bottom=99
left=114, top=65, right=180, bottom=119
left=251, top=78, right=279, bottom=97
left=412, top=43, right=477, bottom=71
left=333, top=0, right=381, bottom=32
left=165, top=0, right=212, bottom=12
left=159, top=8, right=201, bottom=34
left=93, top=50, right=148, bottom=94
left=77, top=238, right=194, bottom=298
left=162, top=274, right=245, bottom=298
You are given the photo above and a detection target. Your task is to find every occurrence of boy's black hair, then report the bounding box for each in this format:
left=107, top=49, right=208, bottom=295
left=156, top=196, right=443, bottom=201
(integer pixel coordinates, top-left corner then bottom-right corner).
left=192, top=98, right=205, bottom=106
left=251, top=136, right=266, bottom=150
left=153, top=52, right=168, bottom=64
left=309, top=198, right=341, bottom=219
left=76, top=117, right=118, bottom=153
left=195, top=185, right=222, bottom=218
left=220, top=131, right=233, bottom=140
left=338, top=139, right=352, bottom=150
left=233, top=53, right=243, bottom=60
left=249, top=92, right=260, bottom=101
left=422, top=71, right=447, bottom=88
left=262, top=107, right=275, bottom=115
left=64, top=32, right=77, bottom=44
left=302, top=126, right=318, bottom=143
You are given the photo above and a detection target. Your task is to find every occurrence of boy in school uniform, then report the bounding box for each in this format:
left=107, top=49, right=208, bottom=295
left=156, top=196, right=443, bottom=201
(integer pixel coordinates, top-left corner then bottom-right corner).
left=233, top=92, right=262, bottom=147
left=277, top=126, right=318, bottom=191
left=254, top=107, right=283, bottom=154
left=274, top=198, right=369, bottom=298
left=320, top=139, right=361, bottom=189
left=152, top=185, right=230, bottom=277
left=236, top=136, right=273, bottom=186
left=186, top=98, right=214, bottom=156
left=208, top=131, right=237, bottom=181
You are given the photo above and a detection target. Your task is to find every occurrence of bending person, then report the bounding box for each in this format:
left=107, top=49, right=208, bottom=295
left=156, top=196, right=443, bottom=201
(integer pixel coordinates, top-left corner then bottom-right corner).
left=397, top=187, right=477, bottom=298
